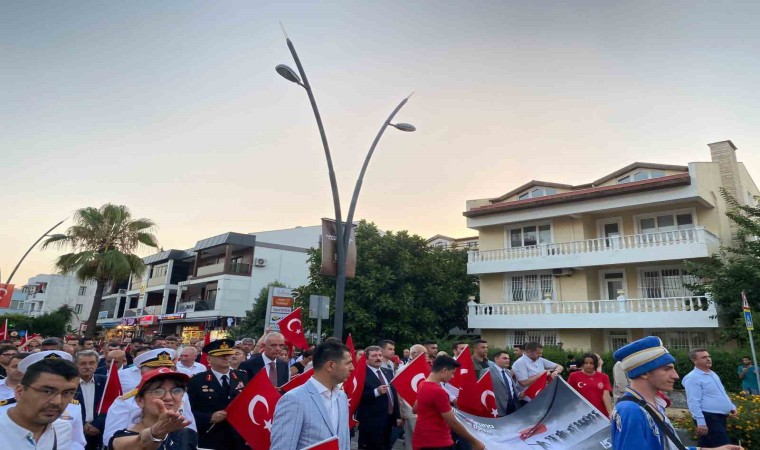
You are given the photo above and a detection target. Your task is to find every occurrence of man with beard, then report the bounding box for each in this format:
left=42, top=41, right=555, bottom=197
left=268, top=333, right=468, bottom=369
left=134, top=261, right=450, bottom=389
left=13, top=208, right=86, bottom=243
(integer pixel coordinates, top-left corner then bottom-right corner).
left=0, top=351, right=81, bottom=448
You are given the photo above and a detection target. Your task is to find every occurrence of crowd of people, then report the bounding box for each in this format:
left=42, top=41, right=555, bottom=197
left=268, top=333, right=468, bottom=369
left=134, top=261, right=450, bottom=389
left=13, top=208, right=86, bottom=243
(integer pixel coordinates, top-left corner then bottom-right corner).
left=0, top=331, right=758, bottom=450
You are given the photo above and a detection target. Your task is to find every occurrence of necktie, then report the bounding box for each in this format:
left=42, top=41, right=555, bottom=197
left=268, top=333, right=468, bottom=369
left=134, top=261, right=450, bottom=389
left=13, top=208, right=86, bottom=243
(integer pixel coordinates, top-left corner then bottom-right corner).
left=377, top=369, right=393, bottom=414
left=501, top=369, right=512, bottom=399
left=269, top=361, right=278, bottom=386
left=221, top=374, right=229, bottom=392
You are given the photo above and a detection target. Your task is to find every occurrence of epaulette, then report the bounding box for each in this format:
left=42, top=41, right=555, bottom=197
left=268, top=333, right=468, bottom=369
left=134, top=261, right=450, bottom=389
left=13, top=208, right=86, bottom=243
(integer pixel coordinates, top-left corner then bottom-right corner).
left=119, top=388, right=138, bottom=400
left=0, top=398, right=17, bottom=407
left=70, top=399, right=80, bottom=405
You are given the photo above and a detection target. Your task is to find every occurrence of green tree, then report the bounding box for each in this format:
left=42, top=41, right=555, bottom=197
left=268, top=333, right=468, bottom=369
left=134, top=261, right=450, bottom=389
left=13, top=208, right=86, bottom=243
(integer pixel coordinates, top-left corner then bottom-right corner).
left=42, top=204, right=158, bottom=338
left=685, top=188, right=760, bottom=346
left=1, top=306, right=74, bottom=338
left=229, top=281, right=286, bottom=340
left=295, top=221, right=478, bottom=349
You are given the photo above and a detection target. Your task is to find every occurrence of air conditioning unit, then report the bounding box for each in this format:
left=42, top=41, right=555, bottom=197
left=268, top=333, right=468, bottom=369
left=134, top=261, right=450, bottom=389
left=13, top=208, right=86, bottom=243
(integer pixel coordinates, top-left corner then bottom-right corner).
left=118, top=289, right=127, bottom=295
left=254, top=258, right=267, bottom=267
left=552, top=268, right=573, bottom=277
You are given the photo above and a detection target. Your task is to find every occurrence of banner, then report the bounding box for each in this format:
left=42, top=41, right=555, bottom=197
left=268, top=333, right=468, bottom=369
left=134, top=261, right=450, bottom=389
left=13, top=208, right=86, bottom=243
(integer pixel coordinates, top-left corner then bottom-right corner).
left=453, top=377, right=611, bottom=450
left=265, top=287, right=294, bottom=332
left=0, top=284, right=15, bottom=308
left=319, top=219, right=357, bottom=278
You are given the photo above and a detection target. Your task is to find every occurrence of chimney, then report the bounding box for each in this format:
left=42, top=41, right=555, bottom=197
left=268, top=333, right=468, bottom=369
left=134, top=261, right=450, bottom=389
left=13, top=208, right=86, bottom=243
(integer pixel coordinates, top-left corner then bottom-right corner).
left=708, top=140, right=742, bottom=240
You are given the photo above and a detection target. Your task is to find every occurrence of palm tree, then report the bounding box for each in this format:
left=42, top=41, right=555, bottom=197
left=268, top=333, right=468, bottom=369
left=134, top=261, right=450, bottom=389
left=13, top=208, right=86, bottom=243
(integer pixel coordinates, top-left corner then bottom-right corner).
left=42, top=204, right=158, bottom=338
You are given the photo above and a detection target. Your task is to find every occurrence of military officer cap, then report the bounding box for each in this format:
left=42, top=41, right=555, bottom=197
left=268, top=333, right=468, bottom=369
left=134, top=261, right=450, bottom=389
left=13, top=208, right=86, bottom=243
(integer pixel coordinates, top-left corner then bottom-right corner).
left=18, top=350, right=73, bottom=373
left=613, top=336, right=676, bottom=379
left=134, top=348, right=176, bottom=368
left=203, top=338, right=235, bottom=357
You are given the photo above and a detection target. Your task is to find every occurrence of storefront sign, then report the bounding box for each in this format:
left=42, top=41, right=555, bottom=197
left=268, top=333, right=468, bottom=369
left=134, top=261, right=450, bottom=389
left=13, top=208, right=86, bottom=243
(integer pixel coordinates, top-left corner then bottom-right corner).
left=176, top=302, right=196, bottom=312
left=120, top=317, right=137, bottom=326
left=182, top=325, right=204, bottom=331
left=265, top=287, right=294, bottom=332
left=158, top=313, right=186, bottom=321
left=139, top=315, right=156, bottom=325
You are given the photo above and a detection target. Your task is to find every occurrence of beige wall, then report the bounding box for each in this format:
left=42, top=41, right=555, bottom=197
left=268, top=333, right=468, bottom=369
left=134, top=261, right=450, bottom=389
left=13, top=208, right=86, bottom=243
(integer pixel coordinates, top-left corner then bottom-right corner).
left=481, top=329, right=508, bottom=348
left=479, top=274, right=504, bottom=304
left=558, top=330, right=593, bottom=351
left=477, top=225, right=504, bottom=251
left=738, top=163, right=760, bottom=201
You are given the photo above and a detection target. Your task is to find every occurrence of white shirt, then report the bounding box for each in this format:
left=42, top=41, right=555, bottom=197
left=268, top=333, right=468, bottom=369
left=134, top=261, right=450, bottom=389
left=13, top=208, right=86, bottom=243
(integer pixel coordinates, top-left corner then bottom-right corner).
left=117, top=366, right=142, bottom=393
left=79, top=378, right=96, bottom=422
left=511, top=355, right=557, bottom=401
left=0, top=407, right=72, bottom=450
left=308, top=377, right=339, bottom=432
left=211, top=369, right=231, bottom=387
left=176, top=361, right=207, bottom=377
left=262, top=354, right=279, bottom=380
left=0, top=401, right=83, bottom=450
left=0, top=379, right=15, bottom=400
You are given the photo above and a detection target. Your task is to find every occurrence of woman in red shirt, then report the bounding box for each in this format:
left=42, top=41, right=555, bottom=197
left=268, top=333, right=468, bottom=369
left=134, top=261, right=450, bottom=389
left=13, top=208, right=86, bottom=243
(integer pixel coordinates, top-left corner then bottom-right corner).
left=567, top=353, right=613, bottom=417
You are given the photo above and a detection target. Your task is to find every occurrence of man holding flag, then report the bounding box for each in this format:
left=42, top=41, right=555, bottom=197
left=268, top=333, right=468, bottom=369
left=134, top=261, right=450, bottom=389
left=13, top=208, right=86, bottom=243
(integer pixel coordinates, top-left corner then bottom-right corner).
left=511, top=341, right=563, bottom=406
left=270, top=339, right=354, bottom=450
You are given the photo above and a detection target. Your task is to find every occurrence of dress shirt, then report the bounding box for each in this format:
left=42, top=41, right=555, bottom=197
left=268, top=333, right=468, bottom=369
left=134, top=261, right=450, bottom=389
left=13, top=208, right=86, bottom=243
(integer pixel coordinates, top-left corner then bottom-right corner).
left=498, top=368, right=516, bottom=396
left=682, top=368, right=737, bottom=426
left=211, top=369, right=232, bottom=387
left=176, top=361, right=207, bottom=376
left=309, top=377, right=340, bottom=432
left=0, top=380, right=15, bottom=400
left=261, top=354, right=278, bottom=379
left=79, top=377, right=97, bottom=422
left=511, top=355, right=557, bottom=401
left=0, top=407, right=72, bottom=449
left=370, top=365, right=390, bottom=397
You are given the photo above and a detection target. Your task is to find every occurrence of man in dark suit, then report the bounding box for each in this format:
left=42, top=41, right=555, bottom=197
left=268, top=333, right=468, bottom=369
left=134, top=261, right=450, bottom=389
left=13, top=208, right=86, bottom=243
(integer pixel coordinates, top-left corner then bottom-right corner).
left=489, top=351, right=520, bottom=417
left=238, top=331, right=289, bottom=388
left=74, top=350, right=108, bottom=450
left=187, top=339, right=249, bottom=450
left=356, top=346, right=401, bottom=450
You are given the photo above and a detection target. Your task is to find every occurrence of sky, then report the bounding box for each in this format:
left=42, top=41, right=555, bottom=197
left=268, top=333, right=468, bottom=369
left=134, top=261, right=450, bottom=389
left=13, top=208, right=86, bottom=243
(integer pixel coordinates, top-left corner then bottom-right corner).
left=2, top=1, right=760, bottom=285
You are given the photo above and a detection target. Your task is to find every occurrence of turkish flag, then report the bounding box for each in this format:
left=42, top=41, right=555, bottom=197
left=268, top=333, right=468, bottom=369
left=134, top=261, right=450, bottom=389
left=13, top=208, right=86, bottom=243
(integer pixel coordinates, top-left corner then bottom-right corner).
left=449, top=346, right=477, bottom=391
left=281, top=367, right=314, bottom=393
left=278, top=307, right=308, bottom=349
left=523, top=373, right=551, bottom=400
left=346, top=334, right=356, bottom=365
left=343, top=354, right=367, bottom=427
left=519, top=423, right=548, bottom=440
left=390, top=354, right=431, bottom=407
left=457, top=371, right=498, bottom=418
left=0, top=319, right=7, bottom=341
left=0, top=284, right=14, bottom=309
left=97, top=360, right=123, bottom=415
left=199, top=332, right=211, bottom=369
left=303, top=436, right=339, bottom=450
left=226, top=369, right=282, bottom=450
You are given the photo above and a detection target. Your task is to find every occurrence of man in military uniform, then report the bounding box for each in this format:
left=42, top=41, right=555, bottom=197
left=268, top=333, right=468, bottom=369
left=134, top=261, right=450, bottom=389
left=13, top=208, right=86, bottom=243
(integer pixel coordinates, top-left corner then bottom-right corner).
left=188, top=338, right=249, bottom=450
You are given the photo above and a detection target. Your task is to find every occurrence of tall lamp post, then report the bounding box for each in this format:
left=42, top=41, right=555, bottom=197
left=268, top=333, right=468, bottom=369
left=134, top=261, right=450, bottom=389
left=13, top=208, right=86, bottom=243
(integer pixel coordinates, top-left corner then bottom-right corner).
left=2, top=219, right=66, bottom=285
left=276, top=33, right=415, bottom=339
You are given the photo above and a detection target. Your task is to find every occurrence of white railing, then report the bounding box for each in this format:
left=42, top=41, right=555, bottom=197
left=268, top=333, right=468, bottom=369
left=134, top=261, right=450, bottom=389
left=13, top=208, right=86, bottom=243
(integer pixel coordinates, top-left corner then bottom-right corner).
left=469, top=296, right=711, bottom=316
left=469, top=227, right=719, bottom=263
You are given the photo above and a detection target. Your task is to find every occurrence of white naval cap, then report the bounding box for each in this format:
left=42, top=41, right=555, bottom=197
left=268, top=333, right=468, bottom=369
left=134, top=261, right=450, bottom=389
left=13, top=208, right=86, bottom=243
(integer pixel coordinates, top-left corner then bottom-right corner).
left=18, top=350, right=74, bottom=373
left=134, top=348, right=176, bottom=368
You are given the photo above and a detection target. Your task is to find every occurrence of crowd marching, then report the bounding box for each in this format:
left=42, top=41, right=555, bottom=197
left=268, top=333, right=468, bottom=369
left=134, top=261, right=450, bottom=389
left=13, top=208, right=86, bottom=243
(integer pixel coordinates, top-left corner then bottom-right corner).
left=0, top=329, right=758, bottom=450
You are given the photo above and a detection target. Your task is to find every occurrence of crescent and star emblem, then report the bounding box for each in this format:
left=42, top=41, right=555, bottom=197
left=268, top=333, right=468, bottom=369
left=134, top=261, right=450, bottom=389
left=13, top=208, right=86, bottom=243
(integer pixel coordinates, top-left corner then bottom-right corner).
left=577, top=382, right=586, bottom=388
left=248, top=395, right=270, bottom=426
left=411, top=373, right=425, bottom=392
left=0, top=288, right=7, bottom=299
left=480, top=389, right=495, bottom=408
left=286, top=318, right=302, bottom=334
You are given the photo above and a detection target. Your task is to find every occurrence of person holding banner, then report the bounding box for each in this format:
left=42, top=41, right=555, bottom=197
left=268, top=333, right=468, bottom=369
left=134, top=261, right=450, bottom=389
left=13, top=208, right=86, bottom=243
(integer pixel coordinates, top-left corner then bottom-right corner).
left=611, top=336, right=743, bottom=450
left=511, top=341, right=563, bottom=405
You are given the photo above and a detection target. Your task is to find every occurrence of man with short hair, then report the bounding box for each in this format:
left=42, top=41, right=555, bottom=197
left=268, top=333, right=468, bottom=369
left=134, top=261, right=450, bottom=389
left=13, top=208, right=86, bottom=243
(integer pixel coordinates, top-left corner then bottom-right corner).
left=357, top=346, right=401, bottom=450
left=512, top=344, right=524, bottom=359
left=422, top=340, right=438, bottom=361
left=41, top=337, right=64, bottom=351
left=0, top=353, right=27, bottom=400
left=79, top=337, right=95, bottom=351
left=151, top=336, right=167, bottom=349
left=737, top=356, right=759, bottom=395
left=612, top=337, right=741, bottom=450
left=0, top=344, right=17, bottom=379
left=238, top=332, right=289, bottom=387
left=95, top=349, right=127, bottom=376
left=489, top=351, right=519, bottom=416
left=511, top=341, right=563, bottom=404
left=66, top=337, right=81, bottom=353
left=472, top=339, right=490, bottom=376
left=451, top=341, right=468, bottom=358
left=413, top=355, right=485, bottom=450
left=271, top=339, right=354, bottom=450
left=401, top=348, right=411, bottom=364
left=379, top=339, right=396, bottom=371
left=74, top=349, right=107, bottom=450
left=682, top=348, right=738, bottom=448
left=177, top=346, right=206, bottom=376
left=165, top=335, right=179, bottom=350
left=240, top=337, right=255, bottom=358
left=0, top=354, right=81, bottom=448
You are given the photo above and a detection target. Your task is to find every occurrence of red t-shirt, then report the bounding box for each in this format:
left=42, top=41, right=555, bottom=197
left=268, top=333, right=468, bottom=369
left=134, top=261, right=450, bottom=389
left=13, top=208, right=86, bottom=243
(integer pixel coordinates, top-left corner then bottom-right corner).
left=568, top=371, right=612, bottom=417
left=413, top=381, right=453, bottom=450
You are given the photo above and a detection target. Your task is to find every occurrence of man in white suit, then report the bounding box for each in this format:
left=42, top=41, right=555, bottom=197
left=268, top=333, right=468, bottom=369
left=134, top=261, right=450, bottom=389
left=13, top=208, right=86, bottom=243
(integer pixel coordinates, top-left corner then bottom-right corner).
left=270, top=339, right=354, bottom=450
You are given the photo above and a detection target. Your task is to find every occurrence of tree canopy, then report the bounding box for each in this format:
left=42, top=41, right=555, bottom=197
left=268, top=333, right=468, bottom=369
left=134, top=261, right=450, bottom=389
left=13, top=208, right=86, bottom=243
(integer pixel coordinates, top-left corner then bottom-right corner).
left=42, top=203, right=158, bottom=337
left=2, top=306, right=75, bottom=338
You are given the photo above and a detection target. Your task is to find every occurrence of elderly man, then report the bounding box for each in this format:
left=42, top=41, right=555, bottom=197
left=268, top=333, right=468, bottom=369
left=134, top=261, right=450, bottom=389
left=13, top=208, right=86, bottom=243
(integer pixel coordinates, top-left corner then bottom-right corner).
left=74, top=350, right=107, bottom=450
left=239, top=331, right=289, bottom=387
left=611, top=337, right=741, bottom=450
left=511, top=341, right=563, bottom=405
left=176, top=345, right=206, bottom=376
left=398, top=344, right=427, bottom=450
left=682, top=348, right=738, bottom=448
left=239, top=337, right=256, bottom=358
left=95, top=349, right=127, bottom=376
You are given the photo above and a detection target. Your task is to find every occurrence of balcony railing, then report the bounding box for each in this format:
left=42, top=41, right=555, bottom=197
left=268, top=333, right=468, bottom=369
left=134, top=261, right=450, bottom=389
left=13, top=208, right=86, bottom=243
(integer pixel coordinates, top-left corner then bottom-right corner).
left=469, top=296, right=711, bottom=316
left=468, top=227, right=719, bottom=264
left=196, top=262, right=224, bottom=277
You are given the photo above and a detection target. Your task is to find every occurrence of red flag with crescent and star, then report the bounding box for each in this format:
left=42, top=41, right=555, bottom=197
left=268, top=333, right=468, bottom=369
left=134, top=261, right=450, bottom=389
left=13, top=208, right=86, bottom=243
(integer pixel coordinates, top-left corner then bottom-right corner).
left=457, top=370, right=498, bottom=418
left=226, top=369, right=282, bottom=450
left=346, top=334, right=356, bottom=365
left=390, top=353, right=431, bottom=407
left=277, top=307, right=308, bottom=349
left=281, top=367, right=314, bottom=393
left=523, top=373, right=551, bottom=400
left=97, top=360, right=123, bottom=415
left=199, top=332, right=211, bottom=369
left=449, top=346, right=477, bottom=391
left=0, top=284, right=14, bottom=309
left=343, top=354, right=367, bottom=428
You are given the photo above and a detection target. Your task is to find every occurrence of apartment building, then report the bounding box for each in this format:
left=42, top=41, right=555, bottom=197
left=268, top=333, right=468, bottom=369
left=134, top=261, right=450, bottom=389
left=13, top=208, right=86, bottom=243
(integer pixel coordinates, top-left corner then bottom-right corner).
left=97, top=226, right=320, bottom=342
left=464, top=140, right=759, bottom=353
left=427, top=234, right=479, bottom=250
left=22, top=274, right=98, bottom=331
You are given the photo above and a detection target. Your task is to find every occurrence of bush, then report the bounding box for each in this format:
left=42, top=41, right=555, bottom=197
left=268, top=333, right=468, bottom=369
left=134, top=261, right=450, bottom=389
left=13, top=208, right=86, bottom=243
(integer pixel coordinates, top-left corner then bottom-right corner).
left=672, top=393, right=760, bottom=448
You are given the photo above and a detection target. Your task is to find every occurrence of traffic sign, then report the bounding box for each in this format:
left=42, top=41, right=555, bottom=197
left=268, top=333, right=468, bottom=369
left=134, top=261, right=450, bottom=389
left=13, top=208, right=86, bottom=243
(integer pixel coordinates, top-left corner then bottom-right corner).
left=742, top=291, right=751, bottom=311
left=745, top=311, right=754, bottom=331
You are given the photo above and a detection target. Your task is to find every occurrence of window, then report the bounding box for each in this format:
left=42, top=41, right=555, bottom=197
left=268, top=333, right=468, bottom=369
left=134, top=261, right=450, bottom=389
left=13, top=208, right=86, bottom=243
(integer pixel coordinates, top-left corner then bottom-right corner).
left=508, top=330, right=557, bottom=347
left=78, top=286, right=87, bottom=296
left=506, top=274, right=554, bottom=301
left=151, top=265, right=168, bottom=278
left=618, top=175, right=630, bottom=184
left=618, top=169, right=667, bottom=184
left=518, top=192, right=530, bottom=200
left=608, top=331, right=630, bottom=352
left=637, top=211, right=694, bottom=235
left=648, top=329, right=710, bottom=350
left=637, top=267, right=700, bottom=298
left=74, top=304, right=83, bottom=314
left=517, top=187, right=558, bottom=200
left=508, top=224, right=551, bottom=247
left=465, top=241, right=478, bottom=249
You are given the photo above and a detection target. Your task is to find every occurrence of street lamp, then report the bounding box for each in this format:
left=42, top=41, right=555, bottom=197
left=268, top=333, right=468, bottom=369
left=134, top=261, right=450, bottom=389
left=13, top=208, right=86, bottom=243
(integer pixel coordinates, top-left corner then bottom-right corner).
left=2, top=219, right=67, bottom=285
left=277, top=34, right=415, bottom=340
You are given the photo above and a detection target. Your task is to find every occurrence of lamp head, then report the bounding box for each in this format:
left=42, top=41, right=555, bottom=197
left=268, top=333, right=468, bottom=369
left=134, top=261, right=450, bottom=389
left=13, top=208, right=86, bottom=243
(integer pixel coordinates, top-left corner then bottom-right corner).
left=391, top=123, right=416, bottom=132
left=276, top=64, right=302, bottom=85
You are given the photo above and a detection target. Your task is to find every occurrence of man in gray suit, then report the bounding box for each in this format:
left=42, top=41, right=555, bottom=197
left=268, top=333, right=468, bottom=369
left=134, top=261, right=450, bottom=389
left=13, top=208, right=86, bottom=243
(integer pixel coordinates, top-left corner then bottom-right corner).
left=489, top=351, right=520, bottom=416
left=270, top=339, right=354, bottom=450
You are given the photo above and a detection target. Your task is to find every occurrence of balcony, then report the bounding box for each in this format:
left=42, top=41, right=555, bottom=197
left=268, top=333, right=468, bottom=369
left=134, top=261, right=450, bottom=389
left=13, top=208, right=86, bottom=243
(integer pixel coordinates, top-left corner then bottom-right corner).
left=468, top=296, right=717, bottom=329
left=468, top=227, right=720, bottom=274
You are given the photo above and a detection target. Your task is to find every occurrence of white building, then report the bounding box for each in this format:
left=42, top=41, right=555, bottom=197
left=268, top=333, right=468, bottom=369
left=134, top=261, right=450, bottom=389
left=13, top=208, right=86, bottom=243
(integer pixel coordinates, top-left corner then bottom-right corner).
left=22, top=274, right=97, bottom=330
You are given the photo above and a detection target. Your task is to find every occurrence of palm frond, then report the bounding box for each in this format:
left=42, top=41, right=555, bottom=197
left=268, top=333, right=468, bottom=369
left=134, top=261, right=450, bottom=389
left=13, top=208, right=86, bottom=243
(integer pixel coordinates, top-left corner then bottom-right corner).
left=41, top=234, right=72, bottom=250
